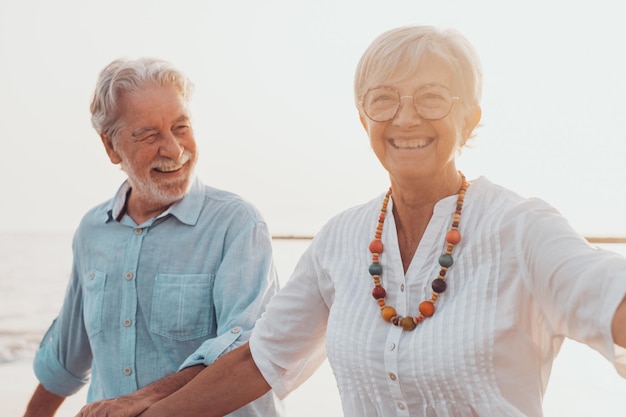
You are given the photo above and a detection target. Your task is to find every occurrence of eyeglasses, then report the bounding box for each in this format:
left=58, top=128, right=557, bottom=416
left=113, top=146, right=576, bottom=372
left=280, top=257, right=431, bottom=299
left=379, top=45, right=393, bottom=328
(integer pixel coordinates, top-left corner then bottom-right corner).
left=360, top=84, right=459, bottom=122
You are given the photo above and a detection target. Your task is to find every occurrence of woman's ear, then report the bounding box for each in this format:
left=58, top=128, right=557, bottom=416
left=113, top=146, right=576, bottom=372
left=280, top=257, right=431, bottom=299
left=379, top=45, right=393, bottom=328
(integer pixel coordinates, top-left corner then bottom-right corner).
left=359, top=113, right=368, bottom=131
left=462, top=105, right=482, bottom=141
left=100, top=134, right=122, bottom=164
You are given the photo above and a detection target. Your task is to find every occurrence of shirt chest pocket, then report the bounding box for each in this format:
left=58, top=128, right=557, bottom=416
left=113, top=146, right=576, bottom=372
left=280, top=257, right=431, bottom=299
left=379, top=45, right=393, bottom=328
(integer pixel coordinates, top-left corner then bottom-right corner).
left=150, top=274, right=216, bottom=341
left=83, top=270, right=107, bottom=337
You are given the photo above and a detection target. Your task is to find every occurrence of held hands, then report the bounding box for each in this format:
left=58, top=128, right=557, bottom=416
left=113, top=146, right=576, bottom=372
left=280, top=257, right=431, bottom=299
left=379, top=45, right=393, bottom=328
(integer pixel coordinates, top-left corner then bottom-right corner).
left=75, top=365, right=206, bottom=417
left=75, top=392, right=152, bottom=417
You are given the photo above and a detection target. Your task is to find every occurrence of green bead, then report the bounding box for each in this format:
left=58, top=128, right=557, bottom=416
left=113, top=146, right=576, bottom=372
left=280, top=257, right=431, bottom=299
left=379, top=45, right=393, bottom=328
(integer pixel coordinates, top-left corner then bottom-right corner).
left=369, top=263, right=383, bottom=276
left=438, top=254, right=453, bottom=268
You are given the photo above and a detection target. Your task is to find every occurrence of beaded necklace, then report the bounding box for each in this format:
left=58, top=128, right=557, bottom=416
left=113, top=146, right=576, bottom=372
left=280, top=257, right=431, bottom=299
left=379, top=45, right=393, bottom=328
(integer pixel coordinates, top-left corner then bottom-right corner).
left=368, top=172, right=469, bottom=331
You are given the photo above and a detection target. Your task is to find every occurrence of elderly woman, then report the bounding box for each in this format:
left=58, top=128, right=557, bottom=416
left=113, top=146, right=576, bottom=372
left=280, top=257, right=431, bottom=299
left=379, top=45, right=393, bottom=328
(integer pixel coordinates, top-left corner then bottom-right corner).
left=82, top=25, right=626, bottom=417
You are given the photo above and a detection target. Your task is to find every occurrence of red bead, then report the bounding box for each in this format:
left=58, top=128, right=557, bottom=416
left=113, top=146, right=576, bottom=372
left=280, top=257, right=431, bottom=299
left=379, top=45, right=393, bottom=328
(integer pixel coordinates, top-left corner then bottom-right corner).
left=369, top=239, right=383, bottom=254
left=372, top=286, right=386, bottom=299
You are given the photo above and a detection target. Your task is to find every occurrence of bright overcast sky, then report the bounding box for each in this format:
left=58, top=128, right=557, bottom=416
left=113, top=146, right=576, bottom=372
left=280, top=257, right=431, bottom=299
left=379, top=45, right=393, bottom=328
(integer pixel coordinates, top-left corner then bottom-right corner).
left=1, top=0, right=625, bottom=237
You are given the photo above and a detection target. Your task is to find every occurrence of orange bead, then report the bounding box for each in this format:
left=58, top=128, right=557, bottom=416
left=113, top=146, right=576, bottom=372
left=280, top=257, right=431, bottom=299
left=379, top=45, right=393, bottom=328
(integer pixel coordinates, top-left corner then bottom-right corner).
left=419, top=301, right=435, bottom=317
left=446, top=229, right=461, bottom=244
left=381, top=306, right=397, bottom=322
left=369, top=239, right=384, bottom=254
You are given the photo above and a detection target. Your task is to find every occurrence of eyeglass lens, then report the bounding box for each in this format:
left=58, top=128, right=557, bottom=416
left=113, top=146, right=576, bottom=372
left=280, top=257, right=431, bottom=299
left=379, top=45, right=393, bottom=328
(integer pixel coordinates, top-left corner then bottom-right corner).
left=362, top=85, right=455, bottom=122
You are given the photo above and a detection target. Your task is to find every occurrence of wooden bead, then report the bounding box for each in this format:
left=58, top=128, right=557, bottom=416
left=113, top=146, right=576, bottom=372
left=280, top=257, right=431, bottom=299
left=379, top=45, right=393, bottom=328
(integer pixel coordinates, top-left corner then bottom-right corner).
left=369, top=239, right=383, bottom=254
left=432, top=278, right=447, bottom=293
left=439, top=254, right=454, bottom=268
left=372, top=286, right=386, bottom=299
left=369, top=263, right=383, bottom=276
left=446, top=229, right=461, bottom=244
left=381, top=306, right=397, bottom=322
left=419, top=301, right=435, bottom=317
left=400, top=316, right=417, bottom=331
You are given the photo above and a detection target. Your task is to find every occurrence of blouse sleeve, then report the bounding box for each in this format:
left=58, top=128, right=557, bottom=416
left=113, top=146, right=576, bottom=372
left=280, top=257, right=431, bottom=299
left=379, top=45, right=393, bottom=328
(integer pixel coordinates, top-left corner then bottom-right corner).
left=514, top=198, right=626, bottom=376
left=249, top=234, right=332, bottom=399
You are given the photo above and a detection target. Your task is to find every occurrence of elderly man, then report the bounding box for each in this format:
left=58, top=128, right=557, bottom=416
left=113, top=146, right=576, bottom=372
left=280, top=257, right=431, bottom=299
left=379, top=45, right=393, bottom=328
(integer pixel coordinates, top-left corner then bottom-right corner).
left=23, top=58, right=283, bottom=417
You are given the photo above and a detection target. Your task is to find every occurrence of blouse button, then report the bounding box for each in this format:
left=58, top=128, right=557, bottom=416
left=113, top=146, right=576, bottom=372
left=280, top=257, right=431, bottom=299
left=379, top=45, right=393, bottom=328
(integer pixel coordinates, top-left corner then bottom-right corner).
left=125, top=272, right=133, bottom=280
left=123, top=367, right=132, bottom=376
left=389, top=373, right=397, bottom=381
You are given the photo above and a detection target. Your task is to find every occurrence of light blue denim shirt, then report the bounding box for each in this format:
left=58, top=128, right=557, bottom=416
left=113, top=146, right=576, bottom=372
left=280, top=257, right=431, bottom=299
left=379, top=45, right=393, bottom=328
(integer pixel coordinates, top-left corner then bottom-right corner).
left=34, top=177, right=284, bottom=415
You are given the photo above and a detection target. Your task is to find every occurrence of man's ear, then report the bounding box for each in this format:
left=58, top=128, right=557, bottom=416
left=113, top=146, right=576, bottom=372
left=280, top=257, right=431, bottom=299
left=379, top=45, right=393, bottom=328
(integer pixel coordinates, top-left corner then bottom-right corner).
left=100, top=134, right=122, bottom=164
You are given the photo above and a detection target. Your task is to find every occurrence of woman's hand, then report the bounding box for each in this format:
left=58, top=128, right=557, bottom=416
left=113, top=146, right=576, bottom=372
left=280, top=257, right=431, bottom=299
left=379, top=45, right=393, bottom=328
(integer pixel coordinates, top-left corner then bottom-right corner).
left=76, top=392, right=152, bottom=417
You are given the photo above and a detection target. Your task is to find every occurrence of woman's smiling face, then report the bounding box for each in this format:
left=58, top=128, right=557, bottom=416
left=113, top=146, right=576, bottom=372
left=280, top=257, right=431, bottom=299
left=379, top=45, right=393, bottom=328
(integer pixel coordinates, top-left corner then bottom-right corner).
left=360, top=56, right=473, bottom=184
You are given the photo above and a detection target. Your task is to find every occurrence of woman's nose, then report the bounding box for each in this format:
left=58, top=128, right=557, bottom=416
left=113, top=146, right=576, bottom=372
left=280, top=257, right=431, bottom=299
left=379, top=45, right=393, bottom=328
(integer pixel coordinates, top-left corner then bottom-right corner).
left=393, top=96, right=423, bottom=125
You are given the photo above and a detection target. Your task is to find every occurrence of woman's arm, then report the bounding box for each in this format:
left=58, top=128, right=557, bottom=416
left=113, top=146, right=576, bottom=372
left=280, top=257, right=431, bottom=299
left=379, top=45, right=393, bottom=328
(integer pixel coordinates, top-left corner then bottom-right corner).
left=141, top=343, right=270, bottom=417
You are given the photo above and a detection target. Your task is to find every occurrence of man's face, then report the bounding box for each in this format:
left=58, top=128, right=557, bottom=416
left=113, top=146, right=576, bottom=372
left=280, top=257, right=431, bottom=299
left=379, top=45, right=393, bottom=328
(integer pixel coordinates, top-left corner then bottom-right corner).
left=103, top=83, right=198, bottom=213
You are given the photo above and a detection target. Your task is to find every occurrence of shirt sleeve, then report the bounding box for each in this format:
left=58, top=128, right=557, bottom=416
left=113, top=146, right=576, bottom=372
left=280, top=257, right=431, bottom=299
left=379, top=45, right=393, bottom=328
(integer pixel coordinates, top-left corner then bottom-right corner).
left=33, top=238, right=93, bottom=396
left=514, top=198, right=626, bottom=376
left=249, top=234, right=331, bottom=399
left=178, top=220, right=280, bottom=369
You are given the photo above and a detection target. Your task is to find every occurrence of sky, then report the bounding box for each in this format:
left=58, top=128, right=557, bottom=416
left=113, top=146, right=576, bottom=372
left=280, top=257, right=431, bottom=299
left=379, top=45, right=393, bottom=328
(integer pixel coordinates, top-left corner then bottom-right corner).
left=1, top=0, right=625, bottom=237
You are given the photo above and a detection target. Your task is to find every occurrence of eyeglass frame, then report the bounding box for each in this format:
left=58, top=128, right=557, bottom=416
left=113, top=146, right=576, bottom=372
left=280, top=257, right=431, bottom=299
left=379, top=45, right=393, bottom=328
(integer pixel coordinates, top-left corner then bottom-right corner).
left=359, top=84, right=460, bottom=122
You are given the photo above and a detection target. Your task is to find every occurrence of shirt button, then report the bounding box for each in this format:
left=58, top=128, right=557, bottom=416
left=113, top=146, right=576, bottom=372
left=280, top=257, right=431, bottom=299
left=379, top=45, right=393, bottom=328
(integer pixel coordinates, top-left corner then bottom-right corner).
left=123, top=319, right=132, bottom=327
left=389, top=373, right=397, bottom=381
left=231, top=327, right=242, bottom=334
left=397, top=402, right=406, bottom=410
left=125, top=272, right=133, bottom=280
left=134, top=228, right=142, bottom=235
left=388, top=342, right=396, bottom=351
left=123, top=367, right=132, bottom=376
left=400, top=284, right=405, bottom=292
left=88, top=272, right=95, bottom=280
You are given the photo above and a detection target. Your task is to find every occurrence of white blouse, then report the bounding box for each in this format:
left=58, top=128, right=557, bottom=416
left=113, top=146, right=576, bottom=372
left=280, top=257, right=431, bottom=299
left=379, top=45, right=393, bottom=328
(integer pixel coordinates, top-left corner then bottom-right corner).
left=250, top=177, right=626, bottom=417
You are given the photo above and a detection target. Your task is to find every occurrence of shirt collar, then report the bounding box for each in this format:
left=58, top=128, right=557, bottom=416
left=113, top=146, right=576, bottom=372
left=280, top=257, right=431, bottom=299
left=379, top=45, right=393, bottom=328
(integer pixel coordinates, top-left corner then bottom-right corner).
left=105, top=177, right=203, bottom=227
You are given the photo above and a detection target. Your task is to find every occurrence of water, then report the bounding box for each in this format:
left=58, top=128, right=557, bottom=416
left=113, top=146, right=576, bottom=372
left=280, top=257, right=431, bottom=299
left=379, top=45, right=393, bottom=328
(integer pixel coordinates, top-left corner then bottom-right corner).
left=1, top=231, right=626, bottom=416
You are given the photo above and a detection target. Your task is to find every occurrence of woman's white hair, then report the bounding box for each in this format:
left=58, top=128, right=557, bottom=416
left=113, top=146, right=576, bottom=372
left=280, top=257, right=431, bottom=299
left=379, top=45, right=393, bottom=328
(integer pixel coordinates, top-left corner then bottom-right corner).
left=354, top=25, right=482, bottom=116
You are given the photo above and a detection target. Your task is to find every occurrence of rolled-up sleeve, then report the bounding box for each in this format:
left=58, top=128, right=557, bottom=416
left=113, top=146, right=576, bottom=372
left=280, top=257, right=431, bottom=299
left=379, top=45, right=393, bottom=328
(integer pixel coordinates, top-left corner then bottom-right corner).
left=33, top=254, right=92, bottom=396
left=179, top=219, right=279, bottom=369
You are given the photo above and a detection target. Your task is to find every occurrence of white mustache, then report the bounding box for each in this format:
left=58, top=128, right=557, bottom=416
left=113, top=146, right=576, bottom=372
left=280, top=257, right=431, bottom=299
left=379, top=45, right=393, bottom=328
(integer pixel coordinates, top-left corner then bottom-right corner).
left=151, top=150, right=192, bottom=172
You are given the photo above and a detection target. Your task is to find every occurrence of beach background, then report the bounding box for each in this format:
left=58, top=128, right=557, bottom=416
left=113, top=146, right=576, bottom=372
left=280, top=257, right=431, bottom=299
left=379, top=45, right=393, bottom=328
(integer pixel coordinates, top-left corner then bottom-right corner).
left=2, top=231, right=626, bottom=417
